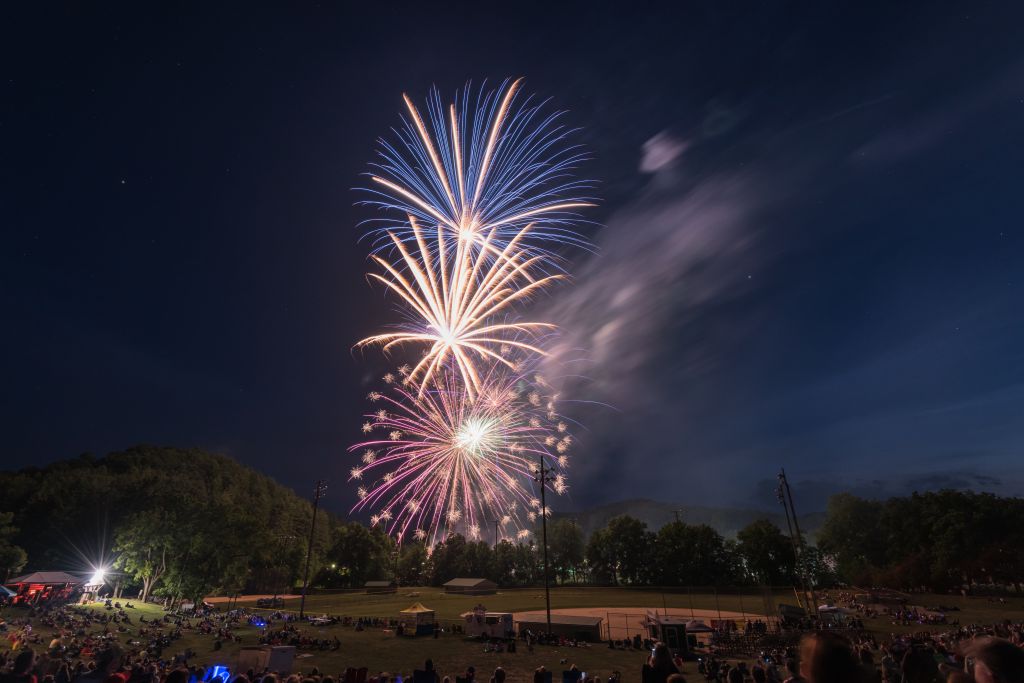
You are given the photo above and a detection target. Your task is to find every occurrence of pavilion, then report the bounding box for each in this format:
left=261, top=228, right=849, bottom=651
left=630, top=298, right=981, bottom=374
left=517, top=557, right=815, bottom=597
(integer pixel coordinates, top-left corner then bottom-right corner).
left=5, top=571, right=83, bottom=604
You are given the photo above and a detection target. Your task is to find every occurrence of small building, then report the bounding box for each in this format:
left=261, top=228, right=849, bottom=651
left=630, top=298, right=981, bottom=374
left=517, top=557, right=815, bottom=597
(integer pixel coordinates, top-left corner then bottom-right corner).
left=5, top=571, right=83, bottom=604
left=364, top=580, right=397, bottom=594
left=644, top=613, right=692, bottom=655
left=443, top=578, right=497, bottom=595
left=516, top=614, right=603, bottom=643
left=399, top=602, right=436, bottom=636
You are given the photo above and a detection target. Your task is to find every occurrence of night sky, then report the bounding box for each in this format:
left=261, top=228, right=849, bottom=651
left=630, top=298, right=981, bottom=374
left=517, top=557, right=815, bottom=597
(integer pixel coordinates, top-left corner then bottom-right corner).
left=4, top=3, right=1023, bottom=516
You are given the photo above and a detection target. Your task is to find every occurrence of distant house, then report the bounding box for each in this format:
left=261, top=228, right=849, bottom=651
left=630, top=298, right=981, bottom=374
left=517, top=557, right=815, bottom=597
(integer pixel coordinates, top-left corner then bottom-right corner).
left=364, top=580, right=397, bottom=594
left=442, top=578, right=497, bottom=595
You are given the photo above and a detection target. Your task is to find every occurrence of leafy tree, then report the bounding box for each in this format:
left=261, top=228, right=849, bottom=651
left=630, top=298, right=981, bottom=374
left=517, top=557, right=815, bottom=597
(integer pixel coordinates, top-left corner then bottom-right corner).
left=492, top=540, right=520, bottom=586
left=397, top=542, right=429, bottom=586
left=114, top=511, right=174, bottom=601
left=816, top=490, right=1024, bottom=590
left=735, top=519, right=795, bottom=585
left=547, top=519, right=585, bottom=584
left=511, top=541, right=540, bottom=586
left=464, top=540, right=494, bottom=579
left=324, top=522, right=392, bottom=587
left=0, top=446, right=332, bottom=600
left=816, top=493, right=886, bottom=584
left=654, top=521, right=735, bottom=586
left=796, top=545, right=837, bottom=588
left=584, top=516, right=653, bottom=585
left=429, top=534, right=469, bottom=584
left=585, top=527, right=616, bottom=584
left=0, top=512, right=27, bottom=581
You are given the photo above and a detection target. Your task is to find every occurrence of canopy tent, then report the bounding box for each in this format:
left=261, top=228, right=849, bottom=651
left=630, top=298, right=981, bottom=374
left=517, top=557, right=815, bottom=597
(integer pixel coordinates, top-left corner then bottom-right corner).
left=399, top=602, right=435, bottom=636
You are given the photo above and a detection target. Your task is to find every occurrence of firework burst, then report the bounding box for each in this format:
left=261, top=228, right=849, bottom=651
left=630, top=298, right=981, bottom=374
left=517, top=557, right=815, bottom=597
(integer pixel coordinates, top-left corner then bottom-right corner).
left=361, top=78, right=595, bottom=263
left=357, top=218, right=562, bottom=396
left=349, top=367, right=568, bottom=545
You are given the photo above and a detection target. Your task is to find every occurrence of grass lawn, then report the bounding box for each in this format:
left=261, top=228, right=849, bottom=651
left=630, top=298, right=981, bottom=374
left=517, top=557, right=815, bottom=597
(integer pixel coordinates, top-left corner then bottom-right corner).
left=1, top=601, right=667, bottom=683
left=4, top=589, right=1023, bottom=683
left=250, top=586, right=787, bottom=622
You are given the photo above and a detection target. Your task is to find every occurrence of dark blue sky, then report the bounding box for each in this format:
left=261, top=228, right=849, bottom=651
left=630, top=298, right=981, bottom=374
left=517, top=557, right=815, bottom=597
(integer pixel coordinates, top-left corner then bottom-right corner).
left=3, top=3, right=1022, bottom=514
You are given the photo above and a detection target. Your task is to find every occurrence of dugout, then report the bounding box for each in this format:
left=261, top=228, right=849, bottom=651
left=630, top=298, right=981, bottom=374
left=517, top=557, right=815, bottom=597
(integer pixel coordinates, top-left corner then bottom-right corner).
left=517, top=615, right=603, bottom=642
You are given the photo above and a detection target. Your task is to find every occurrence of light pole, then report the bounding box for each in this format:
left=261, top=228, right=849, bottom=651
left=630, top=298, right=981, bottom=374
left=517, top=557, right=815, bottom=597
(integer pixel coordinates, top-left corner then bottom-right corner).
left=533, top=457, right=552, bottom=635
left=300, top=480, right=327, bottom=619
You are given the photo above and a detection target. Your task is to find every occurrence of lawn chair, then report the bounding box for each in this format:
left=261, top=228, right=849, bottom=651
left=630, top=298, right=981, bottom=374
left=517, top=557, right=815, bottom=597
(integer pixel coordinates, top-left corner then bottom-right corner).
left=562, top=671, right=583, bottom=683
left=355, top=667, right=368, bottom=683
left=343, top=668, right=356, bottom=683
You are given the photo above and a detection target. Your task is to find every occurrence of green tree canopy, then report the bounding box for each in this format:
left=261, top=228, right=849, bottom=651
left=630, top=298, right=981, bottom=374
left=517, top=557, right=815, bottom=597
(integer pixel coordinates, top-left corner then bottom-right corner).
left=735, top=519, right=796, bottom=585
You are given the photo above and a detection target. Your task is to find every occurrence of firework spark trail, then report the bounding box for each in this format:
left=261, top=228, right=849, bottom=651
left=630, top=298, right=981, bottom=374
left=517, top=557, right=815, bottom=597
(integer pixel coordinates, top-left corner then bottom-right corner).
left=349, top=368, right=566, bottom=545
left=357, top=217, right=563, bottom=396
left=361, top=78, right=595, bottom=264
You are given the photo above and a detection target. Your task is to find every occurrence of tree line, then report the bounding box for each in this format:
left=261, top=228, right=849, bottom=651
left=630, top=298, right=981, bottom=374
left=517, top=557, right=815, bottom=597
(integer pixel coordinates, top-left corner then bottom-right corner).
left=2, top=447, right=1022, bottom=599
left=816, top=491, right=1024, bottom=591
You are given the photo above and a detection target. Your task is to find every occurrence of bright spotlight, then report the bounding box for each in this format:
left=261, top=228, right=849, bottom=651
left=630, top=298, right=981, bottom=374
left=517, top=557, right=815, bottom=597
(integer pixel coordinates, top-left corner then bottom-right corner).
left=89, top=567, right=107, bottom=586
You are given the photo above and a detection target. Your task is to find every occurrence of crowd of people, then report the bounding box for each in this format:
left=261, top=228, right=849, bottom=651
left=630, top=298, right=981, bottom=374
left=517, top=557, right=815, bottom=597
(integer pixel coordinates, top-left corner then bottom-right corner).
left=3, top=598, right=1024, bottom=683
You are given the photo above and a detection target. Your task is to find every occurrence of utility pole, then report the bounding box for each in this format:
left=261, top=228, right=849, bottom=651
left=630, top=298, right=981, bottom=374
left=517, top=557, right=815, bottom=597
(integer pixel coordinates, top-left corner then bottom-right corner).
left=488, top=519, right=500, bottom=550
left=777, top=469, right=817, bottom=617
left=300, top=480, right=327, bottom=619
left=673, top=509, right=685, bottom=524
left=533, top=457, right=552, bottom=635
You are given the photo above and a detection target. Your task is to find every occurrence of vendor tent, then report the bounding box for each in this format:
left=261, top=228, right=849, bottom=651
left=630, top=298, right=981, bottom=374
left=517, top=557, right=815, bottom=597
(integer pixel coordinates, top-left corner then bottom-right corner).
left=399, top=602, right=436, bottom=636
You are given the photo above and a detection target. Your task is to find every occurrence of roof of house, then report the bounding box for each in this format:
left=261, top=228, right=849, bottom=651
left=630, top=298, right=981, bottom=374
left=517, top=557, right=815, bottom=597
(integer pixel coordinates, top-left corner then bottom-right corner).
left=443, top=578, right=496, bottom=587
left=7, top=571, right=83, bottom=585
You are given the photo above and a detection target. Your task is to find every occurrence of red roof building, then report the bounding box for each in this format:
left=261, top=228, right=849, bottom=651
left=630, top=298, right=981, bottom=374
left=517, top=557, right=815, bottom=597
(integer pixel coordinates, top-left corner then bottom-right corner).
left=5, top=571, right=83, bottom=604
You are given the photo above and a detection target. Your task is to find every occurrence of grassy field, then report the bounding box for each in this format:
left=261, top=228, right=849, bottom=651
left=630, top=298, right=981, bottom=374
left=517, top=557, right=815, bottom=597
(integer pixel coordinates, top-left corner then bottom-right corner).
left=4, top=589, right=1024, bottom=683
left=245, top=586, right=787, bottom=622
left=1, top=601, right=669, bottom=683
